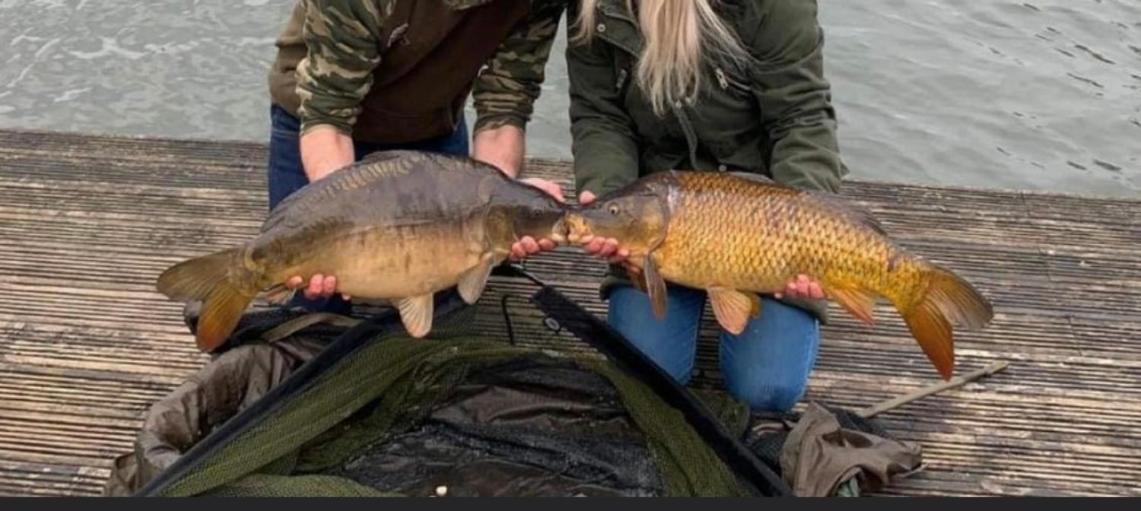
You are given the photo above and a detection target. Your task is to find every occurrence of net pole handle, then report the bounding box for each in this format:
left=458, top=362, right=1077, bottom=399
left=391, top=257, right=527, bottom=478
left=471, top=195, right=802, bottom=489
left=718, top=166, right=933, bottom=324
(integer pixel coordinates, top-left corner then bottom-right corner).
left=857, top=361, right=1010, bottom=419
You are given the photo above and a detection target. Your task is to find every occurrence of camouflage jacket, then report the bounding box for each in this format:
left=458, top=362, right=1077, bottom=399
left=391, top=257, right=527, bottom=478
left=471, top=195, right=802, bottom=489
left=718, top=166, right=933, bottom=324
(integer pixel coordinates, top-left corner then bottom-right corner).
left=268, top=0, right=565, bottom=142
left=566, top=0, right=844, bottom=321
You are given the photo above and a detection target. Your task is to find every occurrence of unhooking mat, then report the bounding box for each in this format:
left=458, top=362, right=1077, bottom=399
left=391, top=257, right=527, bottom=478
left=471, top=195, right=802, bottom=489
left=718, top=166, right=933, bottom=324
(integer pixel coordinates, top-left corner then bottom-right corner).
left=105, top=282, right=921, bottom=497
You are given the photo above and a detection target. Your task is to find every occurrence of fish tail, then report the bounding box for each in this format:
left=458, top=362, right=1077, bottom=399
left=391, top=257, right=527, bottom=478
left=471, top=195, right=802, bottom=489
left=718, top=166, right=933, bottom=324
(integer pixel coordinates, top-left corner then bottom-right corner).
left=157, top=248, right=258, bottom=352
left=895, top=262, right=994, bottom=380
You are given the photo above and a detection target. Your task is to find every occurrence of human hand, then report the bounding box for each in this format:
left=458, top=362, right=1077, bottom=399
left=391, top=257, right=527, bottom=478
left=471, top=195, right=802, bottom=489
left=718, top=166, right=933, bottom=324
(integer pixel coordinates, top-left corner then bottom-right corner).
left=285, top=274, right=351, bottom=301
left=519, top=177, right=565, bottom=202
left=508, top=177, right=566, bottom=261
left=773, top=274, right=825, bottom=300
left=575, top=190, right=632, bottom=266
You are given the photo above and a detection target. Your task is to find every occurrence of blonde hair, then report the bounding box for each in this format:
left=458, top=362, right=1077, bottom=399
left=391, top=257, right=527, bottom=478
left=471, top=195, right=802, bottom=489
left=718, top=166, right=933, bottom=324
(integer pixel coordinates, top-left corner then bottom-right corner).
left=573, top=0, right=750, bottom=116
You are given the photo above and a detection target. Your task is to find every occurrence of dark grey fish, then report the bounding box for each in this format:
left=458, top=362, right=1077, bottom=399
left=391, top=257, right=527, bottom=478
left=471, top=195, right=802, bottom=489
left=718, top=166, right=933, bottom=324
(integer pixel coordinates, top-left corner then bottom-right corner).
left=157, top=150, right=568, bottom=350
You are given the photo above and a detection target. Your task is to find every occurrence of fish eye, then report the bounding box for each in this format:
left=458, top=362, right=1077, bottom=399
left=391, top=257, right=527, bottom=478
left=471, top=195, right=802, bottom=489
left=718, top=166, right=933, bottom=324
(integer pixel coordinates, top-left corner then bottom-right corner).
left=608, top=204, right=620, bottom=216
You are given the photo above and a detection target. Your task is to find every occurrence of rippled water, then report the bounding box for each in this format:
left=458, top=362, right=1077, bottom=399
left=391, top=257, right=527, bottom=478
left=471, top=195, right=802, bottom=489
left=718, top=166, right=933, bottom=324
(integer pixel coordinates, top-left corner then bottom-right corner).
left=1, top=0, right=1138, bottom=198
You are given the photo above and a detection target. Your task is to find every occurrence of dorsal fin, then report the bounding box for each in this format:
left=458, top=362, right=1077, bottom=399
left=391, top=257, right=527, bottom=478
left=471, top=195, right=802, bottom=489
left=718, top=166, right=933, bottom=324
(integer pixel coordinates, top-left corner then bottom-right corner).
left=727, top=171, right=777, bottom=184
left=261, top=152, right=423, bottom=232
left=728, top=171, right=887, bottom=236
left=360, top=149, right=406, bottom=163
left=815, top=195, right=887, bottom=236
left=261, top=175, right=344, bottom=233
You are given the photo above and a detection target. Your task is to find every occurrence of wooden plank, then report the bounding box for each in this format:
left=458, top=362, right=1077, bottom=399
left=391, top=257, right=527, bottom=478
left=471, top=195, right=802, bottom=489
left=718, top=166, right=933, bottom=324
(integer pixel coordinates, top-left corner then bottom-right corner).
left=0, top=460, right=109, bottom=497
left=0, top=129, right=1138, bottom=497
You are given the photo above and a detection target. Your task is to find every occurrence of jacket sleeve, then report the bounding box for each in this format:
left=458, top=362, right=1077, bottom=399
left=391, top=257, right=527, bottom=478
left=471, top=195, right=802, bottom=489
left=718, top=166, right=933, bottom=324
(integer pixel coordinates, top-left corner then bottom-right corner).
left=565, top=28, right=641, bottom=197
left=748, top=0, right=846, bottom=193
left=294, top=0, right=388, bottom=136
left=471, top=1, right=565, bottom=134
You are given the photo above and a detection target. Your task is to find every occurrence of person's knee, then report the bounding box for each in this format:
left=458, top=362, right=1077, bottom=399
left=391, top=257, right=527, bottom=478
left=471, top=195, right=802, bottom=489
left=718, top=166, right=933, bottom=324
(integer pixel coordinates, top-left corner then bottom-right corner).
left=721, top=299, right=820, bottom=413
left=607, top=285, right=701, bottom=384
left=653, top=352, right=695, bottom=385
left=726, top=373, right=810, bottom=413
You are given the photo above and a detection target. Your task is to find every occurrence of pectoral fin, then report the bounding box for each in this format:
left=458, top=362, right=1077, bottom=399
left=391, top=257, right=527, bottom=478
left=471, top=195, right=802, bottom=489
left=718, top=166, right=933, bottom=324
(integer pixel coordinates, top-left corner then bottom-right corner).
left=261, top=283, right=297, bottom=305
left=708, top=287, right=762, bottom=335
left=395, top=293, right=434, bottom=338
left=642, top=254, right=668, bottom=319
left=457, top=255, right=496, bottom=305
left=828, top=286, right=878, bottom=325
left=626, top=266, right=649, bottom=294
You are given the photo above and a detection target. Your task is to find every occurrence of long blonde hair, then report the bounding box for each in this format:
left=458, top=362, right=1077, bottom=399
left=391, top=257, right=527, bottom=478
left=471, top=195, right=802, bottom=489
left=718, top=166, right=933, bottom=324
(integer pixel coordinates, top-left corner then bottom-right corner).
left=573, top=0, right=750, bottom=116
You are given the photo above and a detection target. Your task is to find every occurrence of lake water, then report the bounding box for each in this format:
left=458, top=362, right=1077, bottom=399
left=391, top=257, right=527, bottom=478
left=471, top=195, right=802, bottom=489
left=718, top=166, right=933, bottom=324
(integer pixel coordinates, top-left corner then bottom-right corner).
left=1, top=0, right=1138, bottom=198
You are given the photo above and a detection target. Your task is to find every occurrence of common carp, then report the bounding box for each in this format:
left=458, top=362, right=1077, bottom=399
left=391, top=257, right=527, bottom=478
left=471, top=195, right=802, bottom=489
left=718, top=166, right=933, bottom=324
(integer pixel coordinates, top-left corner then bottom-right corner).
left=564, top=171, right=993, bottom=380
left=157, top=150, right=568, bottom=351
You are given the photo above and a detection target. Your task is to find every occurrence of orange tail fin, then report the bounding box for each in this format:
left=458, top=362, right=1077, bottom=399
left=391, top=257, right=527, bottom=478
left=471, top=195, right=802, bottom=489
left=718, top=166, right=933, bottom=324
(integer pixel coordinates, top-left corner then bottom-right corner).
left=899, top=263, right=994, bottom=380
left=156, top=248, right=257, bottom=352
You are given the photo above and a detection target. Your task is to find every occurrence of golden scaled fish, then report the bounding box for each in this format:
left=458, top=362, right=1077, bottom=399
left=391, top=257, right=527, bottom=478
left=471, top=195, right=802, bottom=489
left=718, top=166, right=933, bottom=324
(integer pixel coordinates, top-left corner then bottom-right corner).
left=564, top=171, right=994, bottom=380
left=157, top=150, right=569, bottom=351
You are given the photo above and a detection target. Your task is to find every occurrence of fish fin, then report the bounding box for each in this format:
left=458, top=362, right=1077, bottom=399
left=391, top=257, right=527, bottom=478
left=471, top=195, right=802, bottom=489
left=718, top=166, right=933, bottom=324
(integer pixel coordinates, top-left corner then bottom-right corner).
left=261, top=283, right=297, bottom=305
left=708, top=287, right=761, bottom=336
left=360, top=150, right=402, bottom=163
left=727, top=171, right=777, bottom=184
left=827, top=200, right=887, bottom=237
left=457, top=256, right=495, bottom=305
left=806, top=193, right=887, bottom=236
left=395, top=294, right=435, bottom=338
left=197, top=284, right=257, bottom=352
left=626, top=265, right=649, bottom=294
left=727, top=171, right=887, bottom=237
left=156, top=248, right=240, bottom=301
left=827, top=285, right=878, bottom=326
left=898, top=263, right=994, bottom=380
left=157, top=248, right=258, bottom=351
left=642, top=254, right=668, bottom=319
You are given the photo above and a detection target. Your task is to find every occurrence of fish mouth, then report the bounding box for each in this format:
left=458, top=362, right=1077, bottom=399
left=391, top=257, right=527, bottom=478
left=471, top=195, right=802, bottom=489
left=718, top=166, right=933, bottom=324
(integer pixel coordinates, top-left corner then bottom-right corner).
left=563, top=213, right=594, bottom=245
left=548, top=215, right=569, bottom=244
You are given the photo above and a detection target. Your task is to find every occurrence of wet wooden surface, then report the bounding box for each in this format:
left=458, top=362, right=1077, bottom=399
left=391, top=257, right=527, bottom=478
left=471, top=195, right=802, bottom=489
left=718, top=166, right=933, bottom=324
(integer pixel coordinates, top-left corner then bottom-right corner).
left=0, top=129, right=1138, bottom=497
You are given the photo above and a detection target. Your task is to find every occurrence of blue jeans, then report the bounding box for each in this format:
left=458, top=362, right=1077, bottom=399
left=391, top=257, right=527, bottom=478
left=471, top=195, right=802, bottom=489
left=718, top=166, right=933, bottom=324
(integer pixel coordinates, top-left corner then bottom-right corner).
left=608, top=284, right=821, bottom=412
left=266, top=104, right=470, bottom=313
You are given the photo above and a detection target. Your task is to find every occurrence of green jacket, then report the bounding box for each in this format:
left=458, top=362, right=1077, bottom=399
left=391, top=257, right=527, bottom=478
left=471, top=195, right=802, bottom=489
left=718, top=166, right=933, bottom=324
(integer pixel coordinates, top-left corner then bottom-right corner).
left=566, top=0, right=846, bottom=320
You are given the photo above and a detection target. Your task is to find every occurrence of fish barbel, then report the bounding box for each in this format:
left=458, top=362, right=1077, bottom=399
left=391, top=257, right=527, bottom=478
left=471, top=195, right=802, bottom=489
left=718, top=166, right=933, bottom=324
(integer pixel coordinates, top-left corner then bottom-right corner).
left=564, top=171, right=993, bottom=380
left=157, top=150, right=569, bottom=350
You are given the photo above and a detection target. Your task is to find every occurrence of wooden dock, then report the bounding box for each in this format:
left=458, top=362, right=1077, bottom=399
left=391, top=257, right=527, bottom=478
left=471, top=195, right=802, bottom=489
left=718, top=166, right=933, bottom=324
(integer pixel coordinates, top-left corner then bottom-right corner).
left=0, top=128, right=1138, bottom=497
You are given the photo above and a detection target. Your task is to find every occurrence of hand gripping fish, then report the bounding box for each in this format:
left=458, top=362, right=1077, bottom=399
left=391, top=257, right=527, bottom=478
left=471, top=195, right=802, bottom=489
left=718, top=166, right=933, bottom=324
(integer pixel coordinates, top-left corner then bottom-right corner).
left=157, top=150, right=569, bottom=351
left=564, top=171, right=994, bottom=380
